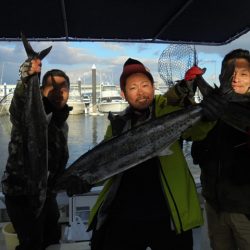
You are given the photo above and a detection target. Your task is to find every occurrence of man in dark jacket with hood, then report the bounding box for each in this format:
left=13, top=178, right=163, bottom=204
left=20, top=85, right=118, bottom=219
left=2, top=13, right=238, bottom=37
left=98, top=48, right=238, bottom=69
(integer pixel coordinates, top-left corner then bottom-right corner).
left=191, top=49, right=250, bottom=250
left=1, top=58, right=72, bottom=250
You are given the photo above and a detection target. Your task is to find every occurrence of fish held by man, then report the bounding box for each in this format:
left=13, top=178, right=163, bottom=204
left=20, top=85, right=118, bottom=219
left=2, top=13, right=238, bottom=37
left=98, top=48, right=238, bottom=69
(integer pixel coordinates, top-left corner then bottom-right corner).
left=20, top=33, right=52, bottom=216
left=194, top=60, right=250, bottom=133
left=56, top=60, right=250, bottom=192
left=55, top=104, right=203, bottom=191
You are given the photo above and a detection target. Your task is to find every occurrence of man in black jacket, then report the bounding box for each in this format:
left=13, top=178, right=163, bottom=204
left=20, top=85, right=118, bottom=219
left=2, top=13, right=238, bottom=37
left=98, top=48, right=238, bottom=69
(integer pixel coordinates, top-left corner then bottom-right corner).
left=191, top=49, right=250, bottom=250
left=2, top=58, right=71, bottom=250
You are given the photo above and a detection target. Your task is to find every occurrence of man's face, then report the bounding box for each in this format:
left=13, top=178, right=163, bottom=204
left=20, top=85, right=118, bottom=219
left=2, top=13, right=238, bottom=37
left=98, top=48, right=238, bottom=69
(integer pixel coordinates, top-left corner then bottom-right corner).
left=231, top=58, right=250, bottom=94
left=121, top=73, right=154, bottom=110
left=41, top=75, right=69, bottom=109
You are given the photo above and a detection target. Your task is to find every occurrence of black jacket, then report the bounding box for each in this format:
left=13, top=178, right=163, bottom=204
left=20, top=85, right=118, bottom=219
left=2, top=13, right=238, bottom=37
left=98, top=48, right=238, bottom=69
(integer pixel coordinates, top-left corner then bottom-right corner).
left=1, top=81, right=69, bottom=196
left=191, top=120, right=250, bottom=213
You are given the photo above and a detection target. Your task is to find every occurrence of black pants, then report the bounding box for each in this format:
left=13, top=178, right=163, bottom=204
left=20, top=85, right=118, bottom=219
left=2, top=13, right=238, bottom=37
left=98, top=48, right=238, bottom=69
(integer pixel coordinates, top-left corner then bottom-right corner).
left=91, top=218, right=193, bottom=250
left=5, top=195, right=61, bottom=250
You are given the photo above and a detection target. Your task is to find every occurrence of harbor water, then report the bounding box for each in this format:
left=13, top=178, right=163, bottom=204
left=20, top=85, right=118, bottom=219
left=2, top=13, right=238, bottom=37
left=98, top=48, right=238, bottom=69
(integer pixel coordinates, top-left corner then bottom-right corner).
left=0, top=114, right=109, bottom=191
left=0, top=113, right=201, bottom=192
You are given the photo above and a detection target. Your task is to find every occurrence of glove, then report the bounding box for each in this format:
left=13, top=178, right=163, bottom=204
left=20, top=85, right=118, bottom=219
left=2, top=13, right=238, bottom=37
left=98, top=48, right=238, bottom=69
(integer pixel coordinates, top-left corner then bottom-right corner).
left=19, top=59, right=32, bottom=82
left=184, top=66, right=206, bottom=81
left=19, top=58, right=42, bottom=82
left=66, top=175, right=92, bottom=197
left=173, top=67, right=206, bottom=106
left=51, top=104, right=72, bottom=127
left=201, top=90, right=228, bottom=121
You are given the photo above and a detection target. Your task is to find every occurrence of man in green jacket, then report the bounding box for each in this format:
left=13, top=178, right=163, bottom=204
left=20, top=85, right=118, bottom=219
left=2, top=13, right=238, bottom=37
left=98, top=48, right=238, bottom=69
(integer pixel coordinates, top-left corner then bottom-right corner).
left=88, top=58, right=225, bottom=250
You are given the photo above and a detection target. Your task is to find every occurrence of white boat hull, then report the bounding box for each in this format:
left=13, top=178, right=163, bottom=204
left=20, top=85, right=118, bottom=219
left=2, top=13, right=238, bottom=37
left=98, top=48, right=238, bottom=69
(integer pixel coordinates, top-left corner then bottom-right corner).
left=97, top=101, right=128, bottom=113
left=68, top=101, right=86, bottom=115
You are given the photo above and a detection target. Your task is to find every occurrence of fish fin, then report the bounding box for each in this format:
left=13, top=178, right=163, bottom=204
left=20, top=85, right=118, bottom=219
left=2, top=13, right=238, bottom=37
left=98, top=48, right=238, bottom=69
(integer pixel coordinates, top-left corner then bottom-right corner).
left=38, top=46, right=52, bottom=60
left=157, top=147, right=173, bottom=157
left=21, top=32, right=38, bottom=58
left=21, top=32, right=52, bottom=60
left=214, top=84, right=219, bottom=89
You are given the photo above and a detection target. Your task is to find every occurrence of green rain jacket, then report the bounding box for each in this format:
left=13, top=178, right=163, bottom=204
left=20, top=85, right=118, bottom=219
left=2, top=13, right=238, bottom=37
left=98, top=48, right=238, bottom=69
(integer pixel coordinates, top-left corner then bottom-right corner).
left=88, top=94, right=214, bottom=234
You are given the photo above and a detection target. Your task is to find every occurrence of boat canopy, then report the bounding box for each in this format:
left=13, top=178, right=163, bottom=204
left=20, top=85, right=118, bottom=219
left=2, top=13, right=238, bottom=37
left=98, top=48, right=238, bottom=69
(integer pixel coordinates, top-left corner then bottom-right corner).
left=1, top=0, right=250, bottom=45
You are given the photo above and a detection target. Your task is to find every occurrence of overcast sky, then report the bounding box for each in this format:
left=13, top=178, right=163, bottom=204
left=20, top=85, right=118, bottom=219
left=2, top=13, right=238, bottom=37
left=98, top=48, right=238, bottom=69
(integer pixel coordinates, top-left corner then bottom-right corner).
left=0, top=31, right=250, bottom=86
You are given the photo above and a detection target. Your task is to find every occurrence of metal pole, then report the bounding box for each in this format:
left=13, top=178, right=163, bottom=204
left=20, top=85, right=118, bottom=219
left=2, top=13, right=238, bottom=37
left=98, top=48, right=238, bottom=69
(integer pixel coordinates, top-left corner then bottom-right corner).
left=0, top=62, right=5, bottom=85
left=3, top=82, right=7, bottom=97
left=78, top=77, right=82, bottom=97
left=92, top=64, right=97, bottom=113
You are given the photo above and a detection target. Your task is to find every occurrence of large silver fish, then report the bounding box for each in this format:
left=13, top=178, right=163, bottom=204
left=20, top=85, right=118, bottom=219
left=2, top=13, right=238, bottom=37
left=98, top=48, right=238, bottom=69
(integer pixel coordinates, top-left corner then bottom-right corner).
left=55, top=104, right=203, bottom=191
left=55, top=61, right=250, bottom=191
left=21, top=34, right=52, bottom=216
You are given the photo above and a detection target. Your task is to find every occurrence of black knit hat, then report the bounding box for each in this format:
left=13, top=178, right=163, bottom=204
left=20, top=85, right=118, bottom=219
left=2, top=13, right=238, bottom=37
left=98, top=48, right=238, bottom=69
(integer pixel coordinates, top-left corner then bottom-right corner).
left=120, top=58, right=154, bottom=91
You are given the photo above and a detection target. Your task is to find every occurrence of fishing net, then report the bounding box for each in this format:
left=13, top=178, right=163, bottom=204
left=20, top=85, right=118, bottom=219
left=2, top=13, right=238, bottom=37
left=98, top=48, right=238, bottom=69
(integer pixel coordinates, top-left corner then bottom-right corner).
left=158, top=44, right=196, bottom=87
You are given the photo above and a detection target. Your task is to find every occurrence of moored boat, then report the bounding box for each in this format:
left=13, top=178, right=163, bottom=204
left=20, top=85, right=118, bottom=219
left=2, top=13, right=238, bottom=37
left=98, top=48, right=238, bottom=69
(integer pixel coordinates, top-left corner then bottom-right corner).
left=97, top=83, right=128, bottom=113
left=67, top=87, right=86, bottom=115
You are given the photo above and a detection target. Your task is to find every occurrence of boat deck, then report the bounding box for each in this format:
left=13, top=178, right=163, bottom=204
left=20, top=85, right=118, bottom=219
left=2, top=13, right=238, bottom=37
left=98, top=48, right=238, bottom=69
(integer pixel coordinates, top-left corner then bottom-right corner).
left=0, top=188, right=212, bottom=250
left=0, top=212, right=212, bottom=250
left=47, top=219, right=211, bottom=250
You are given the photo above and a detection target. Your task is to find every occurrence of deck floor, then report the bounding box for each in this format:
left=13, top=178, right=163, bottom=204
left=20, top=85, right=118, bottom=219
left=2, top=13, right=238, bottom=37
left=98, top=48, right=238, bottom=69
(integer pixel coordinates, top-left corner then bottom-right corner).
left=0, top=219, right=212, bottom=250
left=0, top=191, right=212, bottom=250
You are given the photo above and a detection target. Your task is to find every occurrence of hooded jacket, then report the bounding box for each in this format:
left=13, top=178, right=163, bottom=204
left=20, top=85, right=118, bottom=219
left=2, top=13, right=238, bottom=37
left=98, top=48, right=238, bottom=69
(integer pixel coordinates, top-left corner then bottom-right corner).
left=1, top=80, right=69, bottom=196
left=191, top=120, right=250, bottom=214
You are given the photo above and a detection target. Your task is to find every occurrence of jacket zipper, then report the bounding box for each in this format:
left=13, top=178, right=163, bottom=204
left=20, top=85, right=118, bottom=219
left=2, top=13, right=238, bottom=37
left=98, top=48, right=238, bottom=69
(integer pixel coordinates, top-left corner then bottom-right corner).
left=159, top=164, right=183, bottom=232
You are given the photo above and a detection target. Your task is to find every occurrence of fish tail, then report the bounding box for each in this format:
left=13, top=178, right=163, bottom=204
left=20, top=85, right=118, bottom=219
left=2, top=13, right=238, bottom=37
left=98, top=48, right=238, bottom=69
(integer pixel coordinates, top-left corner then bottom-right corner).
left=21, top=32, right=52, bottom=60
